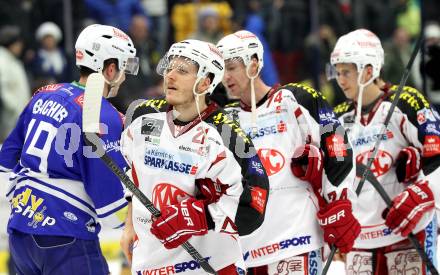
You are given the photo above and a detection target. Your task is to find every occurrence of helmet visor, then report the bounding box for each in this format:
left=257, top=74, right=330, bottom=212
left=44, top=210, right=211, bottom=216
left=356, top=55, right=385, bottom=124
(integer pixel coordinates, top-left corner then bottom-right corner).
left=325, top=63, right=337, bottom=80
left=156, top=54, right=199, bottom=77
left=125, top=57, right=140, bottom=75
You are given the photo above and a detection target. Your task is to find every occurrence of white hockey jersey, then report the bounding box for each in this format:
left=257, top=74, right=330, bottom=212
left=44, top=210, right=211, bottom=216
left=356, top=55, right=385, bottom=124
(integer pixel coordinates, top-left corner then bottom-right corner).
left=121, top=99, right=269, bottom=274
left=225, top=83, right=355, bottom=267
left=334, top=85, right=440, bottom=249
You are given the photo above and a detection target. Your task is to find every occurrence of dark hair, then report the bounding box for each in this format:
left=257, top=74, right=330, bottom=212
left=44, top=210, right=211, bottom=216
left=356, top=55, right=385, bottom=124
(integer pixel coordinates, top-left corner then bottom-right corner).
left=79, top=58, right=119, bottom=77
left=0, top=25, right=21, bottom=47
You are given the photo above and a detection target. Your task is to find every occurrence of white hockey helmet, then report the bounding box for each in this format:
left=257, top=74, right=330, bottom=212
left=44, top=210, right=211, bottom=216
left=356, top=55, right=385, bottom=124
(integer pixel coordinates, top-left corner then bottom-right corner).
left=330, top=29, right=384, bottom=80
left=217, top=30, right=264, bottom=69
left=158, top=39, right=224, bottom=94
left=75, top=24, right=138, bottom=75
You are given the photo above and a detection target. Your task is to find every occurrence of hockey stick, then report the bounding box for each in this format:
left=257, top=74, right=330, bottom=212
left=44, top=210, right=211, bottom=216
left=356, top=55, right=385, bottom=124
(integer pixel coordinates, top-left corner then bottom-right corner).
left=82, top=73, right=217, bottom=275
left=356, top=163, right=439, bottom=275
left=356, top=34, right=423, bottom=194
left=322, top=34, right=427, bottom=275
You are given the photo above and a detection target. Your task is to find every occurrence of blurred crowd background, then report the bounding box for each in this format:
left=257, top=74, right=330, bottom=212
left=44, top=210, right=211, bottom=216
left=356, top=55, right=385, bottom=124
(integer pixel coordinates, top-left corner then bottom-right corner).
left=0, top=0, right=440, bottom=141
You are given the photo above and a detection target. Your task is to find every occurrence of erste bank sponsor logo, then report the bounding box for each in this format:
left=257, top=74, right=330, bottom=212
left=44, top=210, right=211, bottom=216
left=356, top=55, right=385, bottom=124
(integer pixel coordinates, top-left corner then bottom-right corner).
left=144, top=148, right=198, bottom=175
left=425, top=219, right=436, bottom=262
left=243, top=235, right=312, bottom=261
left=245, top=119, right=287, bottom=139
left=135, top=257, right=211, bottom=275
left=351, top=130, right=394, bottom=147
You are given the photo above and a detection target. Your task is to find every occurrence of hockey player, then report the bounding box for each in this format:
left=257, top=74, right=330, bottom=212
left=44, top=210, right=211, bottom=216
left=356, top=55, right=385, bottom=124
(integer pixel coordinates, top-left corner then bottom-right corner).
left=119, top=39, right=269, bottom=274
left=0, top=24, right=139, bottom=275
left=330, top=28, right=440, bottom=274
left=216, top=30, right=360, bottom=274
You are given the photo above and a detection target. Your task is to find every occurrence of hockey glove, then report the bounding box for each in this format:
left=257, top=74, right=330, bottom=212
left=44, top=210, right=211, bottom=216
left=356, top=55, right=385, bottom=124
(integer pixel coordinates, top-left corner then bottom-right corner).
left=195, top=178, right=229, bottom=206
left=317, top=199, right=360, bottom=253
left=395, top=146, right=421, bottom=183
left=383, top=180, right=434, bottom=237
left=291, top=144, right=324, bottom=191
left=150, top=198, right=208, bottom=249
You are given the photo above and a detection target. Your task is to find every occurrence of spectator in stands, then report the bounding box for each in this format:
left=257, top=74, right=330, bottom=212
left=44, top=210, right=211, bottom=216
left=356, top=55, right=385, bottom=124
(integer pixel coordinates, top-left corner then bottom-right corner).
left=245, top=0, right=279, bottom=86
left=190, top=6, right=224, bottom=44
left=171, top=0, right=232, bottom=42
left=141, top=0, right=168, bottom=55
left=29, top=22, right=70, bottom=90
left=382, top=27, right=419, bottom=89
left=0, top=25, right=30, bottom=142
left=111, top=15, right=160, bottom=113
left=83, top=0, right=148, bottom=33
left=422, top=21, right=440, bottom=110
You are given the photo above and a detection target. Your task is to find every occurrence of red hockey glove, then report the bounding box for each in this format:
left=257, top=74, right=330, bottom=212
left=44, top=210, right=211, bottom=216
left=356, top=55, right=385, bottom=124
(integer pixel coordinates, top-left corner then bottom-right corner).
left=291, top=144, right=324, bottom=191
left=395, top=146, right=421, bottom=183
left=317, top=199, right=360, bottom=253
left=195, top=178, right=229, bottom=206
left=383, top=181, right=434, bottom=237
left=150, top=198, right=208, bottom=249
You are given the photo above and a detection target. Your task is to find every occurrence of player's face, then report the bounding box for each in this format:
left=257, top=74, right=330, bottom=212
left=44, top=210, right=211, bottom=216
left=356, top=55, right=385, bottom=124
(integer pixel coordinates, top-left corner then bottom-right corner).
left=164, top=57, right=199, bottom=106
left=335, top=63, right=360, bottom=101
left=223, top=59, right=249, bottom=99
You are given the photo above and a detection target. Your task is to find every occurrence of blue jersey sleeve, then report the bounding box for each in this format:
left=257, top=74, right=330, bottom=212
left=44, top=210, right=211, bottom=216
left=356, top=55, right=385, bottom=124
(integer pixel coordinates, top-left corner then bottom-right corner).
left=0, top=110, right=26, bottom=171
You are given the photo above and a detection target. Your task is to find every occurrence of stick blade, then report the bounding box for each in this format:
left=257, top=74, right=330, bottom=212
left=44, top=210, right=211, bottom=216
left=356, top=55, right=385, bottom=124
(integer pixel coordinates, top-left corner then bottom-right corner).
left=83, top=73, right=105, bottom=133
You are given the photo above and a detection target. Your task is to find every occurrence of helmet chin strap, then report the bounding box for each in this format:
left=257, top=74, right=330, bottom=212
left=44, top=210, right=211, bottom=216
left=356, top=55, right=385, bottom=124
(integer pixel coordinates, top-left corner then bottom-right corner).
left=246, top=62, right=261, bottom=135
left=193, top=76, right=210, bottom=142
left=103, top=68, right=126, bottom=98
left=355, top=67, right=375, bottom=125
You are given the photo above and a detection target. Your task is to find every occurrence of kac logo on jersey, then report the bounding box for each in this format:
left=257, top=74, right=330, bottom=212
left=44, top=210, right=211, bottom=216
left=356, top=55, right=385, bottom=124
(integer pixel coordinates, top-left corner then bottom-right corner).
left=257, top=148, right=285, bottom=176
left=152, top=183, right=191, bottom=209
left=356, top=150, right=393, bottom=178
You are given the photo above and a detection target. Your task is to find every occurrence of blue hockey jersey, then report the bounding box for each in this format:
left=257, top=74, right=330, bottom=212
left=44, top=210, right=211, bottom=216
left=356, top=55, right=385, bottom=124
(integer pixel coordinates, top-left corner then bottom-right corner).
left=0, top=82, right=128, bottom=240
